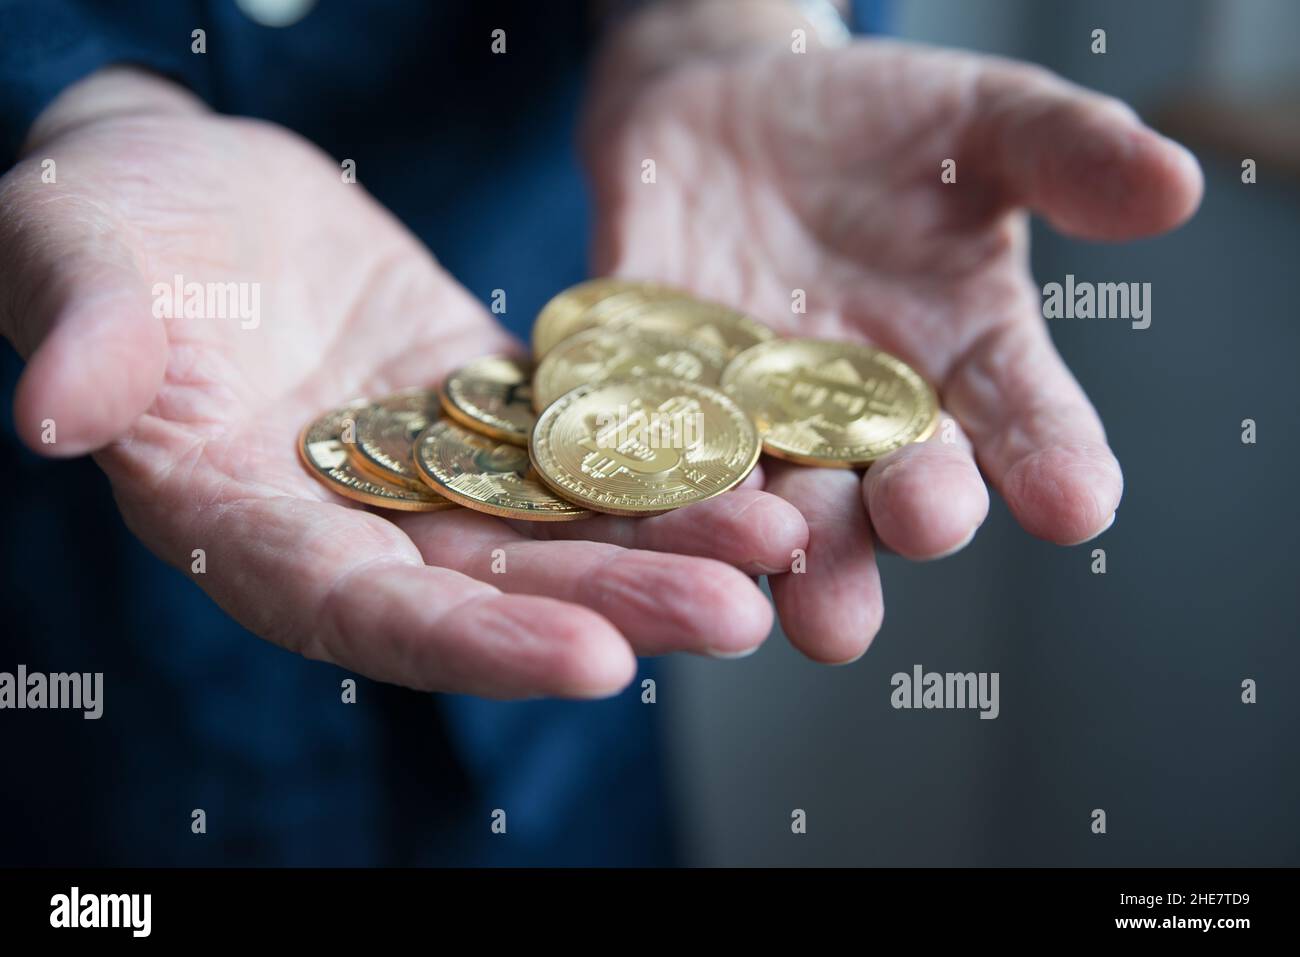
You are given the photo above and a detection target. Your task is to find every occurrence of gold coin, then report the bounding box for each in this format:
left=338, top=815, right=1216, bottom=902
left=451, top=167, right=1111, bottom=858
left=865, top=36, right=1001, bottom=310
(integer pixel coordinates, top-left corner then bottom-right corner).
left=531, top=278, right=682, bottom=358
left=413, top=420, right=591, bottom=522
left=298, top=402, right=456, bottom=511
left=720, top=338, right=939, bottom=467
left=439, top=355, right=535, bottom=446
left=530, top=377, right=760, bottom=517
left=532, top=325, right=729, bottom=412
left=608, top=297, right=774, bottom=360
left=352, top=388, right=444, bottom=490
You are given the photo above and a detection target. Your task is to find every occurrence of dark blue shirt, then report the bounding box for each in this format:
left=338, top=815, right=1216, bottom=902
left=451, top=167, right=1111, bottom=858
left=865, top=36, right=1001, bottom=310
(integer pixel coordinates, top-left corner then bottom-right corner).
left=0, top=0, right=884, bottom=865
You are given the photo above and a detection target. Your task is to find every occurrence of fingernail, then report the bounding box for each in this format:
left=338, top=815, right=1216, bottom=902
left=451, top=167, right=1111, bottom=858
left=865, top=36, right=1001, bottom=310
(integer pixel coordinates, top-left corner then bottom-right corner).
left=1064, top=511, right=1116, bottom=546
left=827, top=648, right=868, bottom=667
left=924, top=526, right=978, bottom=561
left=708, top=645, right=760, bottom=660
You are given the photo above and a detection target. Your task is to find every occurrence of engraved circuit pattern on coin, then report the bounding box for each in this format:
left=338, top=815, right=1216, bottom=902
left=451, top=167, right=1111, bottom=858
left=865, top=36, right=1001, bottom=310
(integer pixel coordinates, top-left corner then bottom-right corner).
left=439, top=355, right=536, bottom=446
left=606, top=297, right=774, bottom=360
left=531, top=278, right=683, bottom=358
left=720, top=338, right=939, bottom=467
left=298, top=402, right=456, bottom=511
left=529, top=377, right=760, bottom=516
left=296, top=282, right=942, bottom=515
left=413, top=419, right=591, bottom=521
left=353, top=388, right=445, bottom=490
left=532, top=325, right=730, bottom=412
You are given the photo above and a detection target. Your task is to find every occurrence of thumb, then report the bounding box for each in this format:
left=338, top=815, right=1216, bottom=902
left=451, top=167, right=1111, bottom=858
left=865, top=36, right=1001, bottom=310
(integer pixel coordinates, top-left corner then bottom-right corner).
left=0, top=172, right=167, bottom=457
left=970, top=63, right=1204, bottom=240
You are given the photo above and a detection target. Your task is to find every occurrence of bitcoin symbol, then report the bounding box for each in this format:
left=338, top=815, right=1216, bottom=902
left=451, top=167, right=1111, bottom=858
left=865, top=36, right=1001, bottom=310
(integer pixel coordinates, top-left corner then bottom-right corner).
left=475, top=443, right=528, bottom=474
left=770, top=363, right=901, bottom=426
left=651, top=350, right=704, bottom=381
left=579, top=407, right=682, bottom=478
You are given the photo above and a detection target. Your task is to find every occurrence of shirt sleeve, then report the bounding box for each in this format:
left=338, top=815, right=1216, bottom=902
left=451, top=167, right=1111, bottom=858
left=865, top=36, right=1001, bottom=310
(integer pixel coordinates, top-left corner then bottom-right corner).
left=0, top=0, right=216, bottom=169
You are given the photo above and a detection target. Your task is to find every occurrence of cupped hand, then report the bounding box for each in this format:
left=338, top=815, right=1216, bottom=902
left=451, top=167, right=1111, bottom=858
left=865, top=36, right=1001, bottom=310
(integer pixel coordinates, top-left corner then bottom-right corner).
left=0, top=69, right=809, bottom=698
left=585, top=39, right=1202, bottom=662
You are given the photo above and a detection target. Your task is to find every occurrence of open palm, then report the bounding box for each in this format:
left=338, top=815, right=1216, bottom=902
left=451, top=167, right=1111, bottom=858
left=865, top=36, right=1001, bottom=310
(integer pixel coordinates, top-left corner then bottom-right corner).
left=0, top=70, right=808, bottom=697
left=587, top=40, right=1203, bottom=663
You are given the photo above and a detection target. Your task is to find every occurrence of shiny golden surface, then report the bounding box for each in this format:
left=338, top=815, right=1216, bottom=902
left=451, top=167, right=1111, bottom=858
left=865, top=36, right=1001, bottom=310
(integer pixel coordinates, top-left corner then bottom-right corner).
left=720, top=338, right=939, bottom=467
left=413, top=420, right=591, bottom=521
left=298, top=402, right=456, bottom=511
left=532, top=325, right=729, bottom=412
left=439, top=355, right=536, bottom=446
left=607, top=298, right=773, bottom=360
left=531, top=278, right=682, bottom=358
left=299, top=280, right=940, bottom=514
left=530, top=377, right=760, bottom=516
left=353, top=388, right=444, bottom=490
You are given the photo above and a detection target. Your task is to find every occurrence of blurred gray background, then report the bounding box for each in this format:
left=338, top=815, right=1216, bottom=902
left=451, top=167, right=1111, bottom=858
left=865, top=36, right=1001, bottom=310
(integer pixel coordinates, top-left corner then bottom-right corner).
left=662, top=0, right=1300, bottom=866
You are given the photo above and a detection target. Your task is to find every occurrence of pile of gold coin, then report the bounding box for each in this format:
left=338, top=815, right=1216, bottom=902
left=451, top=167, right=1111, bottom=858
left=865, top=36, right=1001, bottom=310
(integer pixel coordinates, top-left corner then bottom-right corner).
left=298, top=279, right=940, bottom=520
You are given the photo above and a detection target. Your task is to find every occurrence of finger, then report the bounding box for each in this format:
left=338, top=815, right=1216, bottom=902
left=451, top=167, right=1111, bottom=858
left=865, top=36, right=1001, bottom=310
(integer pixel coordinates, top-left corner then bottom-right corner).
left=862, top=415, right=989, bottom=559
left=320, top=560, right=635, bottom=699
left=970, top=60, right=1203, bottom=239
left=0, top=170, right=167, bottom=456
left=100, top=440, right=638, bottom=697
left=521, top=487, right=808, bottom=575
left=945, top=312, right=1121, bottom=546
left=398, top=509, right=774, bottom=657
left=739, top=459, right=766, bottom=490
left=765, top=461, right=883, bottom=664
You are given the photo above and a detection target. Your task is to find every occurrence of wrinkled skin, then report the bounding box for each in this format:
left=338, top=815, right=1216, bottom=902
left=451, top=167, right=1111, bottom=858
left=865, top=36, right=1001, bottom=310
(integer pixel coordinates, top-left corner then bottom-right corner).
left=585, top=41, right=1202, bottom=662
left=1, top=36, right=1201, bottom=696
left=0, top=74, right=808, bottom=698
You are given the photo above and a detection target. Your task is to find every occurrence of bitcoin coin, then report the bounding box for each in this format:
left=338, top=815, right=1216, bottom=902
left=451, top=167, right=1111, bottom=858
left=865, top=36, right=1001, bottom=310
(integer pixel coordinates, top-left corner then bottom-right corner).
left=607, top=298, right=773, bottom=360
left=530, top=377, right=760, bottom=517
left=299, top=402, right=456, bottom=511
left=413, top=420, right=591, bottom=522
left=439, top=355, right=535, bottom=446
left=532, top=278, right=682, bottom=358
left=720, top=338, right=939, bottom=467
left=352, top=388, right=444, bottom=490
left=532, top=325, right=729, bottom=412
